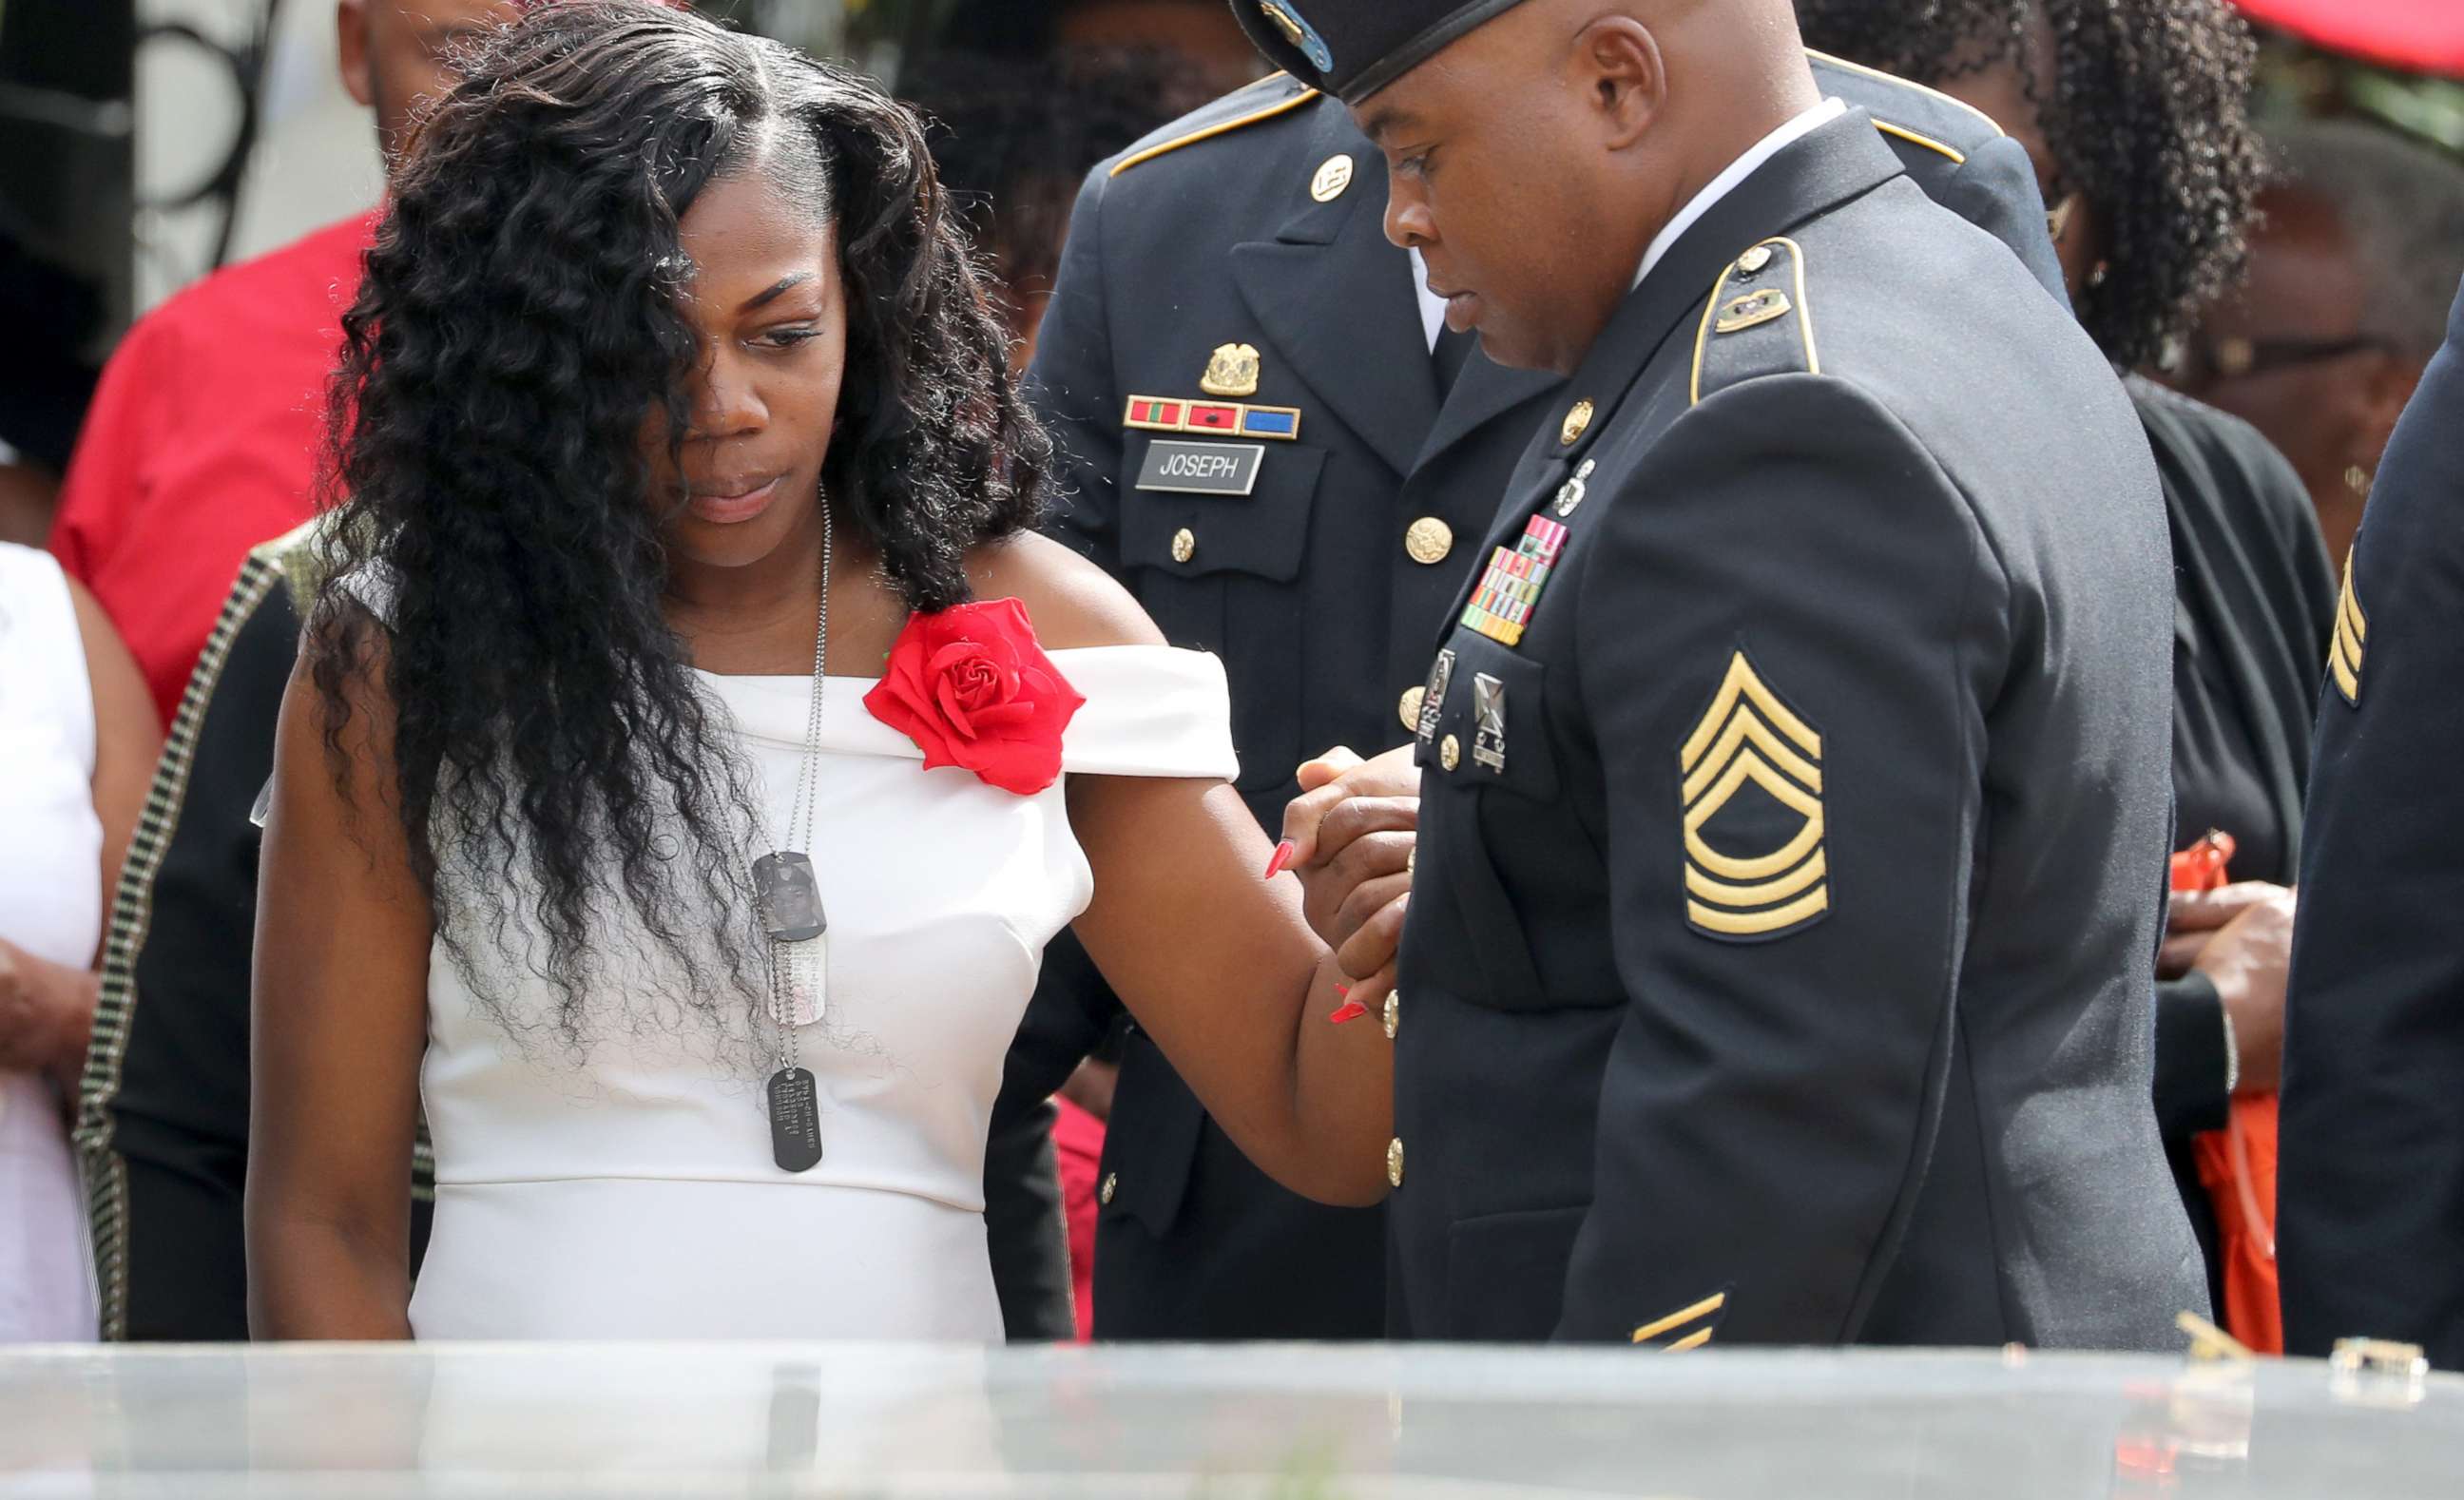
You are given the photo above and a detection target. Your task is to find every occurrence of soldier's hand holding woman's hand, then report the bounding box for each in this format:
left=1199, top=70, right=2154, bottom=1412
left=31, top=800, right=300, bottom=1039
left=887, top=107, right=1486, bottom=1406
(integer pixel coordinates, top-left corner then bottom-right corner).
left=1280, top=746, right=1419, bottom=995
left=2163, top=882, right=2298, bottom=1095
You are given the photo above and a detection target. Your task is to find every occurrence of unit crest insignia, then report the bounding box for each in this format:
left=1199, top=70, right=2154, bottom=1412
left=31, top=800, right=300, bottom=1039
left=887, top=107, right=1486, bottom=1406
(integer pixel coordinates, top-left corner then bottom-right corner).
left=1714, top=288, right=1793, bottom=335
left=1257, top=1, right=1335, bottom=72
left=1202, top=342, right=1263, bottom=398
left=1679, top=650, right=1828, bottom=941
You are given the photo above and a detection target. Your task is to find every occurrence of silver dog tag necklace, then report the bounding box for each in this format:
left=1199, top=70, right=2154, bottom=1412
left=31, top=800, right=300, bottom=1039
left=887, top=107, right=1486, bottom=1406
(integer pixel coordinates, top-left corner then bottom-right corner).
left=754, top=500, right=830, bottom=1173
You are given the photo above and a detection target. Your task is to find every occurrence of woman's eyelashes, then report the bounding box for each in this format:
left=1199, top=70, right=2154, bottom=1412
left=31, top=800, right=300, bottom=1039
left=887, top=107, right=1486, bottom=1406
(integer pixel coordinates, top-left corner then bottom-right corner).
left=755, top=323, right=825, bottom=351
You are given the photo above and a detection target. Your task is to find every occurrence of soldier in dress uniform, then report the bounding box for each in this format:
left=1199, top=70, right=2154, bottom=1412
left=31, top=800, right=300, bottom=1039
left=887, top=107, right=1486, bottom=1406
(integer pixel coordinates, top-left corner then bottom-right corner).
left=1241, top=0, right=2204, bottom=1346
left=1007, top=3, right=2068, bottom=1338
left=2279, top=278, right=2464, bottom=1369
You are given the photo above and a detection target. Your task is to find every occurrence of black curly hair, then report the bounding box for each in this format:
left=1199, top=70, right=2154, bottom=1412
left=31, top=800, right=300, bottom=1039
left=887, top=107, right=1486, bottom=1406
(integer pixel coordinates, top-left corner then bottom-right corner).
left=311, top=1, right=1048, bottom=1055
left=1794, top=0, right=2265, bottom=370
left=901, top=48, right=1181, bottom=329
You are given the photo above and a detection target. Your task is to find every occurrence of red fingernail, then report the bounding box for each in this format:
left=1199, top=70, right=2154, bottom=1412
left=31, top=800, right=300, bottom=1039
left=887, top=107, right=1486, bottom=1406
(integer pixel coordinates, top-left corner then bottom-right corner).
left=1263, top=839, right=1297, bottom=880
left=1334, top=984, right=1350, bottom=997
left=1327, top=1001, right=1371, bottom=1025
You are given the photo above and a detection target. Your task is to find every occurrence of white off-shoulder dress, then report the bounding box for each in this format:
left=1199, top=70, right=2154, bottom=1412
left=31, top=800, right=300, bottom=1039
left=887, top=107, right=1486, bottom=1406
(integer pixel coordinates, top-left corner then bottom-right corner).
left=403, top=645, right=1236, bottom=1341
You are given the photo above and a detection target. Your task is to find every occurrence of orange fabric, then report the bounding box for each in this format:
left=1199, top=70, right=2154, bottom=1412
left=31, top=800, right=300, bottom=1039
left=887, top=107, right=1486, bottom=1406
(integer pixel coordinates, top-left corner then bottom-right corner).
left=49, top=211, right=378, bottom=720
left=2171, top=829, right=2282, bottom=1353
left=2193, top=1096, right=2283, bottom=1352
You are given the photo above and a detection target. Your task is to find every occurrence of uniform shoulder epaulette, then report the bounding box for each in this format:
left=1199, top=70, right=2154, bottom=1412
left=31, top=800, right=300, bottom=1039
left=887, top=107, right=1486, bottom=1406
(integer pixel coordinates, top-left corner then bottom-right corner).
left=1806, top=48, right=2005, bottom=165
left=1107, top=71, right=1319, bottom=178
left=1690, top=238, right=1818, bottom=406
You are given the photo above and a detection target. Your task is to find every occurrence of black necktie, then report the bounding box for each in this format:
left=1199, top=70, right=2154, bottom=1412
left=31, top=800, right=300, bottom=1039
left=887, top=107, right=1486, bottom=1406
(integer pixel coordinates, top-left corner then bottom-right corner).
left=1433, top=325, right=1475, bottom=400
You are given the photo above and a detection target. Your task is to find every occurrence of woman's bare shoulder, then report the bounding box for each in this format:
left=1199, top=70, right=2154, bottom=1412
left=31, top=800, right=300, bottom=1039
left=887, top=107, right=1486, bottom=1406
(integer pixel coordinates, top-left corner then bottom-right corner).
left=966, top=531, right=1165, bottom=651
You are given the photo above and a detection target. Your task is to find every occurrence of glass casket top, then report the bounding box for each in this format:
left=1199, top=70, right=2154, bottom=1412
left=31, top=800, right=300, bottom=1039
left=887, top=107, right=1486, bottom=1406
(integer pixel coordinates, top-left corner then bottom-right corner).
left=3, top=1342, right=2457, bottom=1497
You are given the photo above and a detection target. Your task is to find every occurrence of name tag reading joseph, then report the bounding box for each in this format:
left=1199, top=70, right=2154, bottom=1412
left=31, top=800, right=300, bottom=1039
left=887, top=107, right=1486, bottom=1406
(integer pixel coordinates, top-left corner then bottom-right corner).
left=1137, top=439, right=1266, bottom=497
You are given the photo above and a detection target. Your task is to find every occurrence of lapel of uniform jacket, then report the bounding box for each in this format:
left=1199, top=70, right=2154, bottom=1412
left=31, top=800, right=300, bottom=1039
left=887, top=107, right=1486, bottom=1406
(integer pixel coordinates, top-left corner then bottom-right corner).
left=1408, top=347, right=1560, bottom=480
left=1433, top=112, right=1911, bottom=650
left=1229, top=106, right=1440, bottom=478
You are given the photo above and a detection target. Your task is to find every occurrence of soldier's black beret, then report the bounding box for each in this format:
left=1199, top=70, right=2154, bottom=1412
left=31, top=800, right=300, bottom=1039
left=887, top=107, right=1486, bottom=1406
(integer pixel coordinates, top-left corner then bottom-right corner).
left=1229, top=0, right=1534, bottom=105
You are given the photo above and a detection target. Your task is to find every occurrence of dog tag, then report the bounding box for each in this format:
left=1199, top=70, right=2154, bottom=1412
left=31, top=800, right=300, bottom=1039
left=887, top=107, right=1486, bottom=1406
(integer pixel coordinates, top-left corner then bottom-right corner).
left=770, top=935, right=826, bottom=1029
left=753, top=852, right=826, bottom=942
left=768, top=1067, right=823, bottom=1172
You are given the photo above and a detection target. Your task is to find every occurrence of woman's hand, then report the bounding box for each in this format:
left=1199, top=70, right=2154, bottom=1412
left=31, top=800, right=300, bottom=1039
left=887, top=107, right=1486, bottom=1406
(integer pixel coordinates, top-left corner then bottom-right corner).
left=0, top=935, right=99, bottom=1091
left=2160, top=880, right=2286, bottom=977
left=2182, top=885, right=2298, bottom=1096
left=1280, top=745, right=1418, bottom=980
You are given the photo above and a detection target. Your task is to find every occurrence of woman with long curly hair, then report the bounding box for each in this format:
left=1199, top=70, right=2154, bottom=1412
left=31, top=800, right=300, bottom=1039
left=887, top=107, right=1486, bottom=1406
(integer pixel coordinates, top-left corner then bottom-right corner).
left=245, top=1, right=1402, bottom=1340
left=1795, top=0, right=2339, bottom=1345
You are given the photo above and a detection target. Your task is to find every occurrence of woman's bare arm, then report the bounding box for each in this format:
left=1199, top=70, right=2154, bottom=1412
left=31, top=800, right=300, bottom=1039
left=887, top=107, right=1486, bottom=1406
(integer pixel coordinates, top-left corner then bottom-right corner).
left=1, top=578, right=167, bottom=1095
left=246, top=627, right=431, bottom=1339
left=980, top=536, right=1401, bottom=1206
left=1068, top=773, right=1396, bottom=1204
left=67, top=576, right=160, bottom=935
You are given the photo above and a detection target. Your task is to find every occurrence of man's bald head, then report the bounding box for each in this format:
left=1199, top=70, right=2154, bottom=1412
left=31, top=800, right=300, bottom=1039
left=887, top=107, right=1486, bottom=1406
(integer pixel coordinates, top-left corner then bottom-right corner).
left=1334, top=0, right=1818, bottom=373
left=337, top=0, right=525, bottom=170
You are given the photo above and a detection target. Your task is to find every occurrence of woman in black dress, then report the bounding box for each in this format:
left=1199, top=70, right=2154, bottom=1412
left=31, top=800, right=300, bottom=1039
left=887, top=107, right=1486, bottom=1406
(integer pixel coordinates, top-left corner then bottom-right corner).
left=1792, top=0, right=2339, bottom=1319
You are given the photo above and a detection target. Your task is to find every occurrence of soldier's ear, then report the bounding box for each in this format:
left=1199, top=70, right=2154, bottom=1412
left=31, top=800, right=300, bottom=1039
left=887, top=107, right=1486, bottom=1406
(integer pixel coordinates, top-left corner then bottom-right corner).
left=1571, top=16, right=1666, bottom=151
left=337, top=0, right=375, bottom=110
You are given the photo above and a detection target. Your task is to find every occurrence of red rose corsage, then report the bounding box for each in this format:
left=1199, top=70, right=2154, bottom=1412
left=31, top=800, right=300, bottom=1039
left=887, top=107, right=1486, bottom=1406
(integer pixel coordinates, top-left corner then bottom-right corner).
left=863, top=598, right=1086, bottom=796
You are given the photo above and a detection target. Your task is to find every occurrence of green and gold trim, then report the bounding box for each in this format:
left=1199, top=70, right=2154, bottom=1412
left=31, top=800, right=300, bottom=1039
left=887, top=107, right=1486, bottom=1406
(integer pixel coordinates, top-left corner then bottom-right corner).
left=75, top=548, right=287, bottom=1339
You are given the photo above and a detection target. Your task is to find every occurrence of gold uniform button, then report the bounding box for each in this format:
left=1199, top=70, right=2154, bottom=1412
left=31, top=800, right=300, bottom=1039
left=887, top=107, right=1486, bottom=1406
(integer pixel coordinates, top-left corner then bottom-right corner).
left=1559, top=398, right=1594, bottom=447
left=1383, top=990, right=1400, bottom=1039
left=1737, top=243, right=1773, bottom=274
left=1386, top=1137, right=1406, bottom=1188
left=1405, top=517, right=1453, bottom=566
left=1170, top=528, right=1196, bottom=564
left=1100, top=1172, right=1118, bottom=1206
left=1440, top=734, right=1461, bottom=771
left=1398, top=684, right=1426, bottom=732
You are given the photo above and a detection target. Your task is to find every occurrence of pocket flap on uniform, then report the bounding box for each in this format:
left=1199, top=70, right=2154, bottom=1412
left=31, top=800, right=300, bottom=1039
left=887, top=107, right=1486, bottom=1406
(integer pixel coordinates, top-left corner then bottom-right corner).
left=1422, top=640, right=1559, bottom=805
left=1444, top=1203, right=1588, bottom=1341
left=1122, top=442, right=1327, bottom=583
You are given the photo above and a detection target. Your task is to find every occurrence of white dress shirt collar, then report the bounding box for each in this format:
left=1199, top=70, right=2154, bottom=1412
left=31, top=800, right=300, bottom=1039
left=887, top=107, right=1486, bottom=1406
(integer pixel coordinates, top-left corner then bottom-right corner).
left=1632, top=97, right=1846, bottom=292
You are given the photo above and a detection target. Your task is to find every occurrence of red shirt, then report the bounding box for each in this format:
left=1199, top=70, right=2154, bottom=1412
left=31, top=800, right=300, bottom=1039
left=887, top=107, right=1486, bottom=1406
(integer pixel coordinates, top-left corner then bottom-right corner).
left=50, top=211, right=378, bottom=720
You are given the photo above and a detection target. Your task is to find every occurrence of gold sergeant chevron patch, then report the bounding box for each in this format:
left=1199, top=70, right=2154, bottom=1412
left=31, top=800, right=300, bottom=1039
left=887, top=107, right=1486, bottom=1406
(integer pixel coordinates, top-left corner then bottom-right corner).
left=1632, top=1288, right=1731, bottom=1351
left=1679, top=650, right=1829, bottom=941
left=2329, top=550, right=2367, bottom=706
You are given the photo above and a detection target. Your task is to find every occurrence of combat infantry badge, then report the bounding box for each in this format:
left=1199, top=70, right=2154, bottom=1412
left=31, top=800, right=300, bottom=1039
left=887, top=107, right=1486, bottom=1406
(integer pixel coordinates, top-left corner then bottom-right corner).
left=1201, top=342, right=1262, bottom=397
